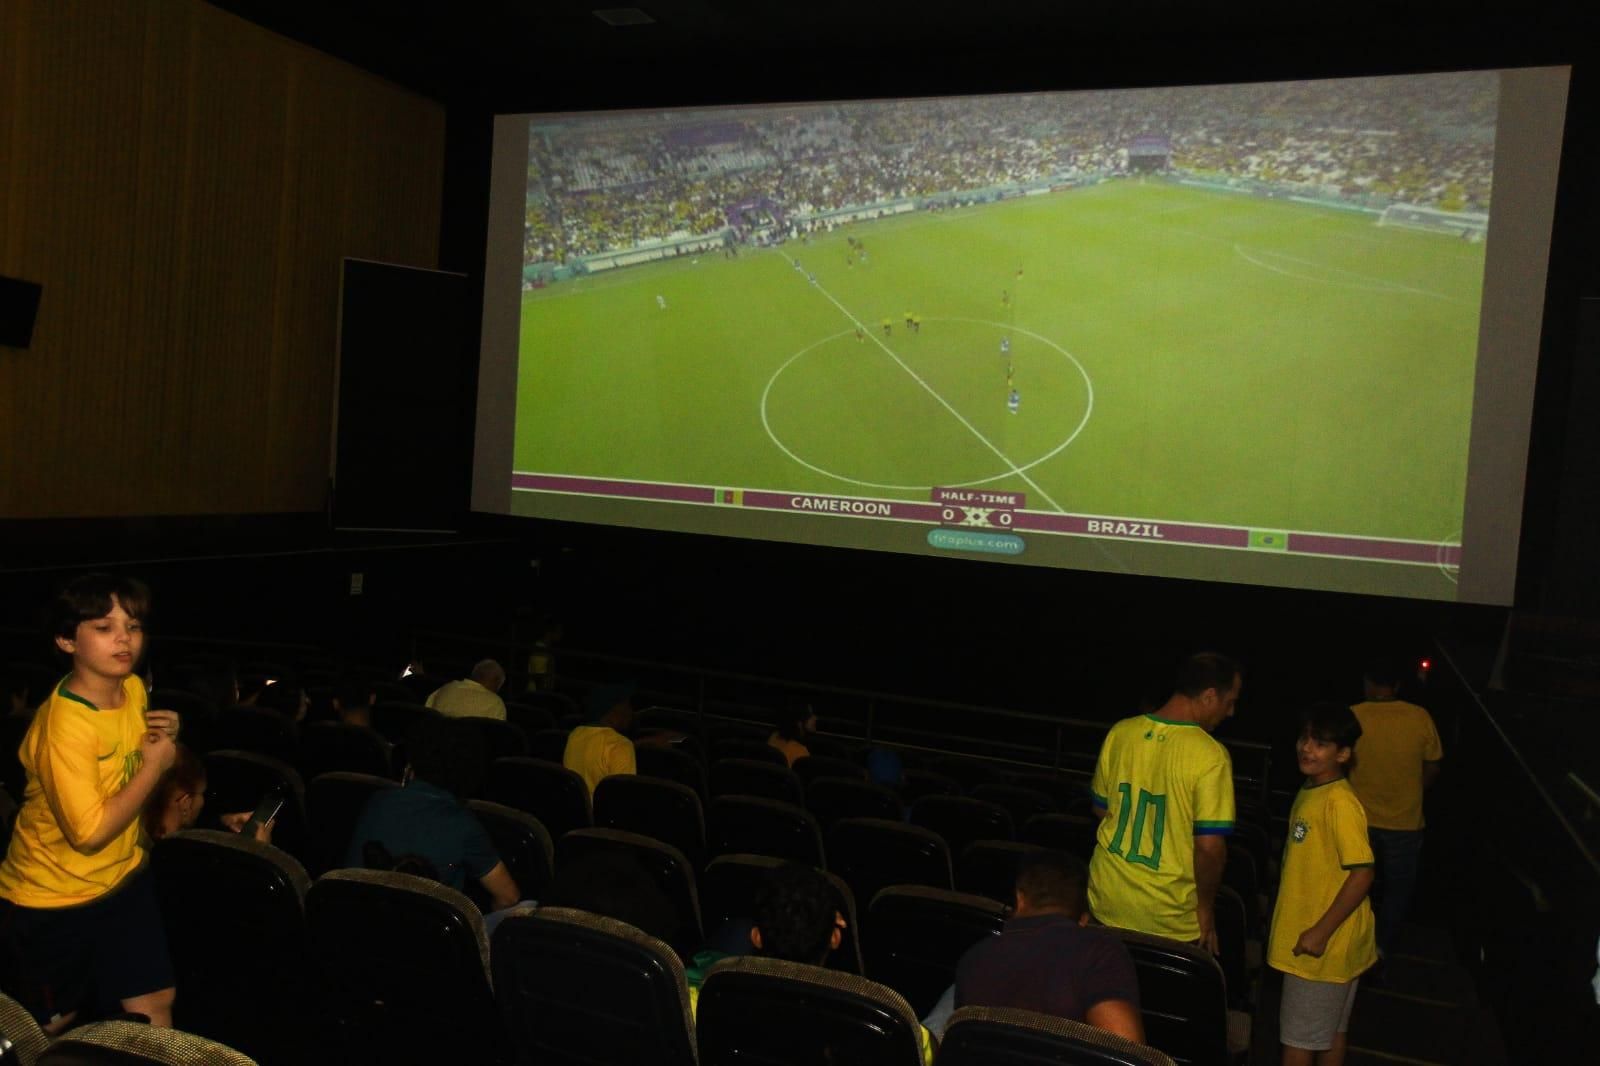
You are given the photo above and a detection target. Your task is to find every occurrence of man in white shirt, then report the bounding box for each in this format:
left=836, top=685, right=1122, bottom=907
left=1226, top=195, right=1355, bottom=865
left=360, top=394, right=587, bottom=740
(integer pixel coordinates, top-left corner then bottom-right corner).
left=425, top=659, right=508, bottom=721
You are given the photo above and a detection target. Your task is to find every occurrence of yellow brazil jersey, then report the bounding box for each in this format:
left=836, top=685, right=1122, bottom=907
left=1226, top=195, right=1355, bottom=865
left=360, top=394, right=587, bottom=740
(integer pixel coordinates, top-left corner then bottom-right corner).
left=562, top=724, right=636, bottom=797
left=1087, top=714, right=1235, bottom=941
left=1346, top=700, right=1442, bottom=830
left=0, top=675, right=150, bottom=908
left=1268, top=777, right=1377, bottom=982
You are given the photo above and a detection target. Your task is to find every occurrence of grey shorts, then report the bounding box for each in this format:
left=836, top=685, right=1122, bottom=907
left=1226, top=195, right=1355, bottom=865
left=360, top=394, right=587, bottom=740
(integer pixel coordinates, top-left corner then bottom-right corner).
left=1279, top=973, right=1359, bottom=1051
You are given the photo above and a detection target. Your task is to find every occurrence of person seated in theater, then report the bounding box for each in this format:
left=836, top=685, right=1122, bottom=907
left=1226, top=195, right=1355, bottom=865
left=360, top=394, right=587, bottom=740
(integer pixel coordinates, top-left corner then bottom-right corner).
left=767, top=699, right=818, bottom=767
left=924, top=850, right=1143, bottom=1042
left=344, top=714, right=520, bottom=912
left=328, top=681, right=378, bottom=730
left=563, top=684, right=638, bottom=796
left=142, top=743, right=274, bottom=845
left=542, top=849, right=680, bottom=948
left=686, top=863, right=934, bottom=1064
left=425, top=659, right=508, bottom=721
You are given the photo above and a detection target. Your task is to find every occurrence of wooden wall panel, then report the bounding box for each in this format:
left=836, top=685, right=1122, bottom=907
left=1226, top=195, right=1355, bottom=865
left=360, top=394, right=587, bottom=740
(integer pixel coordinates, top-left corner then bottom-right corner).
left=0, top=0, right=446, bottom=517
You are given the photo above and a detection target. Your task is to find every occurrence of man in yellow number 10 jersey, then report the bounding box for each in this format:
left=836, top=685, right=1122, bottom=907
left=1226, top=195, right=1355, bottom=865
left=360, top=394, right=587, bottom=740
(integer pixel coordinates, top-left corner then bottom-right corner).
left=1088, top=652, right=1240, bottom=953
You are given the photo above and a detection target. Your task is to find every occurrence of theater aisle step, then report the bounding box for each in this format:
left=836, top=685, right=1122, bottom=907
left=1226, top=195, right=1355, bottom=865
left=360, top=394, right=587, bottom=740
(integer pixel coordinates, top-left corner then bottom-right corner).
left=1344, top=923, right=1507, bottom=1066
left=1247, top=923, right=1507, bottom=1066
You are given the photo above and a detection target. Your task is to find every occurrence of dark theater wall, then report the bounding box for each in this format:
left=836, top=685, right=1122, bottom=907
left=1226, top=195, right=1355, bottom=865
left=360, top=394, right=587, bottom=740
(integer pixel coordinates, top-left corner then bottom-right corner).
left=0, top=0, right=446, bottom=517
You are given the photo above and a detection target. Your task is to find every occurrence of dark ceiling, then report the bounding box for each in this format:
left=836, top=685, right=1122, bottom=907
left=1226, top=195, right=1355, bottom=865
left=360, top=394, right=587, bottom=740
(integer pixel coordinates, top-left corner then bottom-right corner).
left=209, top=1, right=1594, bottom=111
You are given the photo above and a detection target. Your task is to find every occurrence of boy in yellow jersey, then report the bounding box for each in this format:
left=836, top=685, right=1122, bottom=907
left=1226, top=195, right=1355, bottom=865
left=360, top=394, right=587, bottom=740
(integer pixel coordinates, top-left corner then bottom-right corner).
left=0, top=575, right=180, bottom=1032
left=1088, top=652, right=1239, bottom=952
left=1270, top=702, right=1377, bottom=1066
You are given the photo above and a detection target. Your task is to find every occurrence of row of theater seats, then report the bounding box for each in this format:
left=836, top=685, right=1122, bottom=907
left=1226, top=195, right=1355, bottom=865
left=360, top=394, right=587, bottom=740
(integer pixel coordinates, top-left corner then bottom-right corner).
left=188, top=731, right=1275, bottom=1007
left=0, top=1004, right=257, bottom=1065
left=143, top=825, right=1230, bottom=1066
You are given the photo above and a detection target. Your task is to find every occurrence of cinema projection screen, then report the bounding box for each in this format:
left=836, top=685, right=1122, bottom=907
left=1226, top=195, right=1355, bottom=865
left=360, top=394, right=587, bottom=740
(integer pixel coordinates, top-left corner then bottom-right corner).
left=475, top=68, right=1569, bottom=604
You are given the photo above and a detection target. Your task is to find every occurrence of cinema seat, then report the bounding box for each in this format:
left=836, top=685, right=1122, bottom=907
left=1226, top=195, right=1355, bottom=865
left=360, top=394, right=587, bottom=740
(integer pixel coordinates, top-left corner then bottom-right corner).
left=1112, top=929, right=1249, bottom=1066
left=806, top=777, right=904, bottom=828
left=864, top=886, right=1007, bottom=1017
left=306, top=771, right=397, bottom=876
left=827, top=818, right=953, bottom=909
left=368, top=700, right=435, bottom=745
left=1213, top=885, right=1254, bottom=1011
left=526, top=728, right=572, bottom=763
left=956, top=839, right=1047, bottom=906
left=212, top=706, right=298, bottom=766
left=486, top=757, right=591, bottom=840
left=0, top=990, right=50, bottom=1065
left=708, top=796, right=826, bottom=868
left=456, top=715, right=529, bottom=761
left=636, top=744, right=710, bottom=802
left=491, top=907, right=697, bottom=1066
left=202, top=750, right=308, bottom=862
left=594, top=774, right=707, bottom=866
left=910, top=795, right=1015, bottom=857
left=466, top=800, right=555, bottom=903
left=1020, top=812, right=1100, bottom=860
left=150, top=830, right=311, bottom=1064
left=792, top=755, right=867, bottom=786
left=712, top=737, right=789, bottom=767
left=701, top=854, right=863, bottom=975
left=902, top=768, right=964, bottom=804
left=36, top=1020, right=257, bottom=1065
left=305, top=869, right=506, bottom=1064
left=557, top=828, right=704, bottom=958
left=938, top=1006, right=1178, bottom=1066
left=697, top=956, right=926, bottom=1066
left=502, top=700, right=556, bottom=735
left=970, top=782, right=1058, bottom=826
left=297, top=720, right=394, bottom=782
left=710, top=758, right=805, bottom=805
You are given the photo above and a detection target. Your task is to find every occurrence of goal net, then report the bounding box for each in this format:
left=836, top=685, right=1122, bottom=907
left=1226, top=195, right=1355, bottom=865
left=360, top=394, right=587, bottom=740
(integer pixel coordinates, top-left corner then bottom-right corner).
left=1377, top=203, right=1488, bottom=241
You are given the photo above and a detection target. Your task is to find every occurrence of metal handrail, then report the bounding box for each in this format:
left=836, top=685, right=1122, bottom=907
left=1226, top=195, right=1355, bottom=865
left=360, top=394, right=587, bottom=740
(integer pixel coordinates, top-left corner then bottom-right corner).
left=414, top=628, right=1273, bottom=807
left=1435, top=639, right=1600, bottom=881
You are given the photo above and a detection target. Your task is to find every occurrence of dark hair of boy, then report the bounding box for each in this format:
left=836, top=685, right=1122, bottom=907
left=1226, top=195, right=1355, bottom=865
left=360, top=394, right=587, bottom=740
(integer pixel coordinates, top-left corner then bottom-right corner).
left=51, top=574, right=150, bottom=641
left=1299, top=701, right=1363, bottom=753
left=773, top=698, right=814, bottom=742
left=752, top=863, right=838, bottom=965
left=1014, top=850, right=1090, bottom=918
left=404, top=714, right=488, bottom=799
left=1172, top=652, right=1241, bottom=699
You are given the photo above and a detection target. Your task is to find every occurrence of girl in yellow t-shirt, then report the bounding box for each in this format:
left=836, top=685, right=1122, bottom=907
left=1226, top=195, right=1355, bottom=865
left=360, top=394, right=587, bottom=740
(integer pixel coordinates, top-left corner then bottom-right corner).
left=0, top=575, right=179, bottom=1033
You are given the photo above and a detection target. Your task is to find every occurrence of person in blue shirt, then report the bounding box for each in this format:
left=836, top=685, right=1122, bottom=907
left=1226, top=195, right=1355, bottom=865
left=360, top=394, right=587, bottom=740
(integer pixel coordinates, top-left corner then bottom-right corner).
left=1008, top=388, right=1020, bottom=414
left=344, top=714, right=520, bottom=911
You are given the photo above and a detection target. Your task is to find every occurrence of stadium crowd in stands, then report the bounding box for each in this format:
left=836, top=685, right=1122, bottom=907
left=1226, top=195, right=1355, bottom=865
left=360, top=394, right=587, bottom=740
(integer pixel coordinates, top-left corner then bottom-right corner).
left=523, top=73, right=1495, bottom=265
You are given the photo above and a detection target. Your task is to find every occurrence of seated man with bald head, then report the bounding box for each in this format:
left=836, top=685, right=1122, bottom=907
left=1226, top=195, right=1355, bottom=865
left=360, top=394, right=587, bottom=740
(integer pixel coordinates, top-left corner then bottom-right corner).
left=426, top=659, right=508, bottom=722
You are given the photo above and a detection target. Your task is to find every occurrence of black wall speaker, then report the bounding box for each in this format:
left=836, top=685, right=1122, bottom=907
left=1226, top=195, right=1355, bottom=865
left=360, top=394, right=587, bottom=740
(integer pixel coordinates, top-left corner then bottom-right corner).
left=0, top=275, right=43, bottom=348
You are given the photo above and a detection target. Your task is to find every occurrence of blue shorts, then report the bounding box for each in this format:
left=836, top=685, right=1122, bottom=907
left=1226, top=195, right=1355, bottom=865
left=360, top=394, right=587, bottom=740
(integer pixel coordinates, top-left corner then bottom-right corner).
left=0, top=865, right=175, bottom=1024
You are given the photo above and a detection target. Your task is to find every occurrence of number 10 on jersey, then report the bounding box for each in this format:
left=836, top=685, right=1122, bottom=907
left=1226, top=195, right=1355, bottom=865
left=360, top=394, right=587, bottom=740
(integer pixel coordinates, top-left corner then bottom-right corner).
left=1106, top=783, right=1167, bottom=869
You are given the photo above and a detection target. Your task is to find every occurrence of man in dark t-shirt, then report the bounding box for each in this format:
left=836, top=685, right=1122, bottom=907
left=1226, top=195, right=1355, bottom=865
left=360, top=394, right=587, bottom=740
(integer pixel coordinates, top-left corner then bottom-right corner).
left=344, top=715, right=520, bottom=910
left=929, top=850, right=1144, bottom=1042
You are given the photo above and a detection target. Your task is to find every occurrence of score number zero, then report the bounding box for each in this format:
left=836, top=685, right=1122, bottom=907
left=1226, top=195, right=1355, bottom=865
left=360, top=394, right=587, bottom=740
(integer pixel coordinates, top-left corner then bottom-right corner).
left=940, top=505, right=1015, bottom=529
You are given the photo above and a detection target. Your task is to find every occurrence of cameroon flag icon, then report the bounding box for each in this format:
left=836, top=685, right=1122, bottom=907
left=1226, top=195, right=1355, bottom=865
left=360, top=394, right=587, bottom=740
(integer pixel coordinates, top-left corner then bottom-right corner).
left=1249, top=530, right=1289, bottom=551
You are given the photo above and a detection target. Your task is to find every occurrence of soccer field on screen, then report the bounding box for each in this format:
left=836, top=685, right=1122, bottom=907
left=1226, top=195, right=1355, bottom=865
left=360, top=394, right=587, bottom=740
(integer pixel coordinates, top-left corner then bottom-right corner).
left=514, top=180, right=1483, bottom=546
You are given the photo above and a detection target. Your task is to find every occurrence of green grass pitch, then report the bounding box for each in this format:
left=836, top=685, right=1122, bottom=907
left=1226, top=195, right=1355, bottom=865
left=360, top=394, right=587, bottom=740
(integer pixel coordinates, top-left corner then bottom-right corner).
left=515, top=180, right=1484, bottom=544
